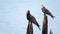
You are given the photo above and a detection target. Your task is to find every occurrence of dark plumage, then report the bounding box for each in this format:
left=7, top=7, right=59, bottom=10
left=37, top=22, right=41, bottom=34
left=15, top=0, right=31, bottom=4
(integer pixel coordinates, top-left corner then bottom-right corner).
left=26, top=10, right=40, bottom=30
left=41, top=5, right=55, bottom=19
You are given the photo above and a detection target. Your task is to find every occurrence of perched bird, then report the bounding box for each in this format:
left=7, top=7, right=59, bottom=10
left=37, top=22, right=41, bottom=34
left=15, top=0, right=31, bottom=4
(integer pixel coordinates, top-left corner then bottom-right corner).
left=26, top=10, right=41, bottom=30
left=41, top=5, right=55, bottom=19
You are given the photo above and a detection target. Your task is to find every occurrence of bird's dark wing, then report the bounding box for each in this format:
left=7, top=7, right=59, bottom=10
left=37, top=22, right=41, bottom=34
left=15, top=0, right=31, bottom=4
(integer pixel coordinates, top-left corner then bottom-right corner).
left=45, top=8, right=52, bottom=15
left=29, top=14, right=38, bottom=23
left=41, top=7, right=51, bottom=14
left=31, top=15, right=41, bottom=30
left=28, top=14, right=41, bottom=30
left=45, top=8, right=55, bottom=19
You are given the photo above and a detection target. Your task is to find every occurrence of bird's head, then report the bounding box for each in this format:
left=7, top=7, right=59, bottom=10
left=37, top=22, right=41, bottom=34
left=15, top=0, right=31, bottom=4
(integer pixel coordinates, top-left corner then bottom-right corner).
left=41, top=5, right=45, bottom=8
left=26, top=10, right=30, bottom=15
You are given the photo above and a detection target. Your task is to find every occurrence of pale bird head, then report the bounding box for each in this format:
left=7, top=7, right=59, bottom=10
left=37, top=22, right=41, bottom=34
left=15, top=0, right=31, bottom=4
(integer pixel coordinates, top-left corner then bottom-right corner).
left=41, top=5, right=45, bottom=8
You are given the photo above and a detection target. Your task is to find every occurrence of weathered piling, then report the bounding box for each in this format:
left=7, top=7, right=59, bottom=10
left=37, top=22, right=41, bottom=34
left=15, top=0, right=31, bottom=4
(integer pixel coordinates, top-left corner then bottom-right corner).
left=26, top=22, right=33, bottom=34
left=42, top=14, right=48, bottom=34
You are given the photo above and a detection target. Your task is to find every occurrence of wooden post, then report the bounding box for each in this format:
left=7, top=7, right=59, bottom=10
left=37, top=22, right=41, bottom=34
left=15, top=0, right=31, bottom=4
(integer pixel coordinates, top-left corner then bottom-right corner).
left=26, top=22, right=33, bottom=34
left=42, top=14, right=48, bottom=34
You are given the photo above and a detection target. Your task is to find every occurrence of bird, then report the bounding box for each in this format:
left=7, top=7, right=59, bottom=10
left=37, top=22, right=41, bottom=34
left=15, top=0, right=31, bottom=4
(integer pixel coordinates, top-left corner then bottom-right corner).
left=41, top=5, right=55, bottom=19
left=26, top=10, right=41, bottom=30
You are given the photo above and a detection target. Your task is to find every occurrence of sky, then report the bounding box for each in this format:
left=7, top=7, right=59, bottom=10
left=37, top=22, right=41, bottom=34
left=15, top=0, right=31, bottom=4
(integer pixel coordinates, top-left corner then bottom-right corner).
left=0, top=0, right=60, bottom=34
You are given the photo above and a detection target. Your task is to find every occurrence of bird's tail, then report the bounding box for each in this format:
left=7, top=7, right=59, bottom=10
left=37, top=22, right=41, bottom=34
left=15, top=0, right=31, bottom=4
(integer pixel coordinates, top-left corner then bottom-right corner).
left=36, top=23, right=41, bottom=30
left=50, top=15, right=55, bottom=19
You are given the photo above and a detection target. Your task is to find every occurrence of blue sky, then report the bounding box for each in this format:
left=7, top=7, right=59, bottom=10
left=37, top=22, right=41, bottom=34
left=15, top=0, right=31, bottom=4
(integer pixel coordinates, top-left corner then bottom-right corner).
left=0, top=0, right=60, bottom=34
